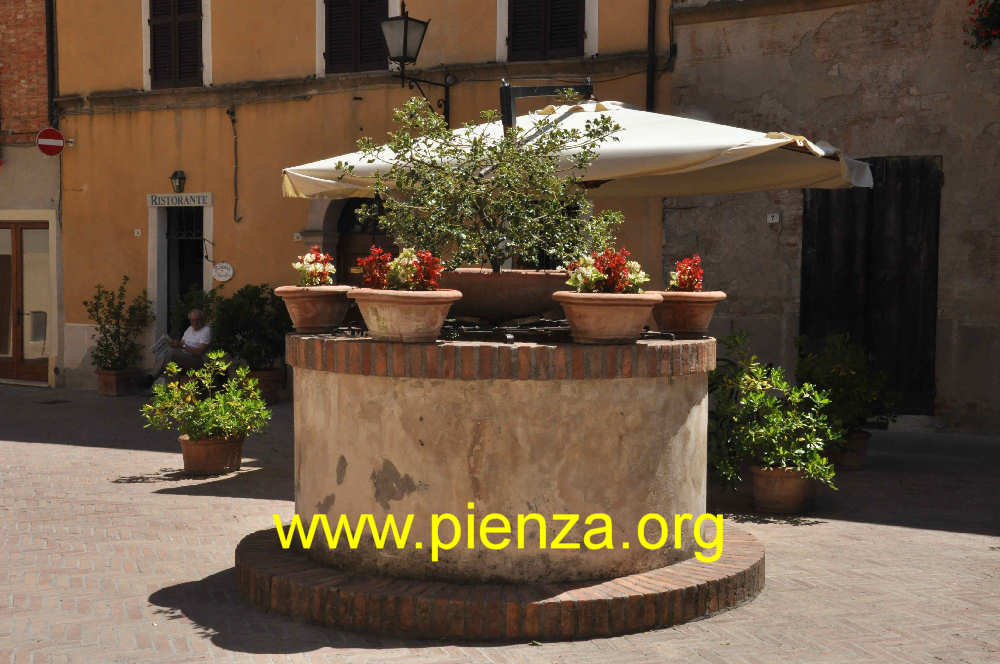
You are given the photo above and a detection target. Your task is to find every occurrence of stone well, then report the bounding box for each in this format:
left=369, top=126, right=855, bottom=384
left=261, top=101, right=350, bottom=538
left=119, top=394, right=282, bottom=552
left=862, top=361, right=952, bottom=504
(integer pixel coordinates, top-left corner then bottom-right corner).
left=286, top=335, right=716, bottom=584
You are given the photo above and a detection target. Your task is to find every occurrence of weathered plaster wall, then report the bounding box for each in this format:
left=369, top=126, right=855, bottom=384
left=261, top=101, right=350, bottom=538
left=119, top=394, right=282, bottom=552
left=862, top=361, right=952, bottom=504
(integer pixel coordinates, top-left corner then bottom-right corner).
left=0, top=146, right=59, bottom=209
left=294, top=368, right=708, bottom=583
left=669, top=0, right=1000, bottom=423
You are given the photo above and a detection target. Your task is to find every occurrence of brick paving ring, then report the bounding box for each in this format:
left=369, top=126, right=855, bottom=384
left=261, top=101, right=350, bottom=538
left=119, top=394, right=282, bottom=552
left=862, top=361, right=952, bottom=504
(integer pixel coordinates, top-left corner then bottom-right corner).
left=235, top=527, right=764, bottom=641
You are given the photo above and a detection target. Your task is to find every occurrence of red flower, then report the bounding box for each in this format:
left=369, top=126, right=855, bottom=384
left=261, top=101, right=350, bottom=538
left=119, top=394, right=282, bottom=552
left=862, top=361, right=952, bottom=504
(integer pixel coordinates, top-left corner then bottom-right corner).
left=357, top=245, right=392, bottom=289
left=674, top=254, right=704, bottom=292
left=412, top=250, right=443, bottom=290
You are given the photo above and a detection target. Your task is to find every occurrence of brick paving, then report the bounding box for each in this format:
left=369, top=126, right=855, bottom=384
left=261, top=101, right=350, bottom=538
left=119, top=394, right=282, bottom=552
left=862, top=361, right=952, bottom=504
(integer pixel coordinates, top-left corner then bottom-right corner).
left=2, top=384, right=999, bottom=663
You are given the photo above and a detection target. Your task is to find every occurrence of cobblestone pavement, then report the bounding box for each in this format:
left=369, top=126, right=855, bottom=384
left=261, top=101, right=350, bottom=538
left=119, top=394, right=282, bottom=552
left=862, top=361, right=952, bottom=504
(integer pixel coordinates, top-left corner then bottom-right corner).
left=2, top=384, right=998, bottom=663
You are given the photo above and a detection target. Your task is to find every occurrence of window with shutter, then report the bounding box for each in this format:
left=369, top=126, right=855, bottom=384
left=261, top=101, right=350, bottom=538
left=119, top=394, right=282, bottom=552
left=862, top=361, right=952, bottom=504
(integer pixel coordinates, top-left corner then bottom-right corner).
left=509, top=0, right=584, bottom=62
left=325, top=0, right=388, bottom=74
left=149, top=0, right=203, bottom=89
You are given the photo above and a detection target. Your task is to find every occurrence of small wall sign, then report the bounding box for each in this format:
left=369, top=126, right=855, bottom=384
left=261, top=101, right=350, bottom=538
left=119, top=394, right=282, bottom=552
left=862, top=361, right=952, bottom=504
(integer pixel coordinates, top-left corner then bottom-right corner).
left=146, top=192, right=213, bottom=207
left=212, top=261, right=234, bottom=282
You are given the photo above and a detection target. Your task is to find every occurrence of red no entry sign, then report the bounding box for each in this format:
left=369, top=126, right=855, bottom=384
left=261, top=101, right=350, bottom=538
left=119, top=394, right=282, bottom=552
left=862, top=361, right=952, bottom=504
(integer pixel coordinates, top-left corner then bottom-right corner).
left=35, top=127, right=65, bottom=156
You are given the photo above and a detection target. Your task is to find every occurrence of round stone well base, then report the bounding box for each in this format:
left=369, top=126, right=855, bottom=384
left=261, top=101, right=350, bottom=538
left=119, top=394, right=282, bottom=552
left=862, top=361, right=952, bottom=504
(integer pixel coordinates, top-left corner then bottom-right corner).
left=235, top=527, right=764, bottom=641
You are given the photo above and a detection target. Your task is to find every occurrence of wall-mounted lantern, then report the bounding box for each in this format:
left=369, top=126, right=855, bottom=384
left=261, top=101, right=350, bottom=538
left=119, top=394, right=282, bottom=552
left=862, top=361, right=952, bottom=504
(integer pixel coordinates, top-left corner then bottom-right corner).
left=169, top=170, right=187, bottom=193
left=381, top=1, right=455, bottom=125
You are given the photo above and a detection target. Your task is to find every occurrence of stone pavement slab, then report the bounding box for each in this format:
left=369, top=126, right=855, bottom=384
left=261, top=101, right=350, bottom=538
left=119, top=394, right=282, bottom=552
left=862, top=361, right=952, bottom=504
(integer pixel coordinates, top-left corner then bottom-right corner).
left=1, top=384, right=998, bottom=663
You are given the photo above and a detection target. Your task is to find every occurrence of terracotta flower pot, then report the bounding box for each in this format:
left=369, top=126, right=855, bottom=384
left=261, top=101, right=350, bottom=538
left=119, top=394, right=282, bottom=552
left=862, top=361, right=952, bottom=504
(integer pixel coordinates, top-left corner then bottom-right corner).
left=95, top=368, right=140, bottom=396
left=274, top=285, right=353, bottom=333
left=650, top=290, right=727, bottom=335
left=438, top=268, right=570, bottom=322
left=551, top=291, right=663, bottom=344
left=179, top=434, right=245, bottom=475
left=828, top=429, right=870, bottom=471
left=250, top=368, right=285, bottom=404
left=750, top=466, right=816, bottom=514
left=348, top=288, right=463, bottom=342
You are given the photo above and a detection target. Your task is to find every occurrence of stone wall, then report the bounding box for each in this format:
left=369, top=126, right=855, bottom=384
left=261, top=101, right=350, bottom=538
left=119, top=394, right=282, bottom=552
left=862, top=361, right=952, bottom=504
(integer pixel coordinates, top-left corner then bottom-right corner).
left=668, top=0, right=1000, bottom=425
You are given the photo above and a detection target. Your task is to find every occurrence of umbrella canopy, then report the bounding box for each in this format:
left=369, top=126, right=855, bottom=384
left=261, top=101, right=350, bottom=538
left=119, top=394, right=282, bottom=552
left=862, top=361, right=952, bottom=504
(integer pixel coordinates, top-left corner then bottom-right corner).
left=281, top=100, right=872, bottom=199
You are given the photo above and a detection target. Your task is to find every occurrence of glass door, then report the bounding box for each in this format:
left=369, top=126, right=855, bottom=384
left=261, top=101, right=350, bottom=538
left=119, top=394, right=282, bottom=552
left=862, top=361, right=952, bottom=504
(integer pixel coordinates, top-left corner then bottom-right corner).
left=0, top=223, right=50, bottom=382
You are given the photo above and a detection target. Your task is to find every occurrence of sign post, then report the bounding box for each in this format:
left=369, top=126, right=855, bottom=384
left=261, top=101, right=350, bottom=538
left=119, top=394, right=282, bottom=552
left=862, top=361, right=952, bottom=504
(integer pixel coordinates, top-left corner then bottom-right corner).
left=35, top=128, right=65, bottom=156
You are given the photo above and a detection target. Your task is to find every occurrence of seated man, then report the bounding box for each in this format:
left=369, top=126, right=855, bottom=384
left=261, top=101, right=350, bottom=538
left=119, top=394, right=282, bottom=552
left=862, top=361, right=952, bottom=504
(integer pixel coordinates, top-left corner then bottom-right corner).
left=153, top=308, right=212, bottom=376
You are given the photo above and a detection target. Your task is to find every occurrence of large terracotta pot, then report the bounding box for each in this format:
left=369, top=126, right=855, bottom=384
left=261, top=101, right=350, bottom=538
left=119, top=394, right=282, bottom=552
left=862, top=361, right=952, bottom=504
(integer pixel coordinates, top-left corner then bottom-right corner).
left=95, top=368, right=140, bottom=396
left=179, top=434, right=245, bottom=475
left=250, top=368, right=285, bottom=404
left=651, top=290, right=727, bottom=335
left=348, top=289, right=463, bottom=342
left=551, top=291, right=663, bottom=344
left=828, top=429, right=870, bottom=471
left=438, top=268, right=570, bottom=322
left=750, top=466, right=816, bottom=514
left=274, top=285, right=353, bottom=333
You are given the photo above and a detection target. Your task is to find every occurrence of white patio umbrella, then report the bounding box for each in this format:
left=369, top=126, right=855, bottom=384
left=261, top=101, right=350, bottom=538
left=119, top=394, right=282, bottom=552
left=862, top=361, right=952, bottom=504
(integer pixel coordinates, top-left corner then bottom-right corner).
left=281, top=100, right=872, bottom=199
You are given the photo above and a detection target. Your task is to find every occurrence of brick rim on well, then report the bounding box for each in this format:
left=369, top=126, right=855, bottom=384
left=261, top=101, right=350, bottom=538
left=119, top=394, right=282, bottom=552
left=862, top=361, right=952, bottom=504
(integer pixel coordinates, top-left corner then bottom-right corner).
left=235, top=527, right=764, bottom=641
left=286, top=335, right=717, bottom=380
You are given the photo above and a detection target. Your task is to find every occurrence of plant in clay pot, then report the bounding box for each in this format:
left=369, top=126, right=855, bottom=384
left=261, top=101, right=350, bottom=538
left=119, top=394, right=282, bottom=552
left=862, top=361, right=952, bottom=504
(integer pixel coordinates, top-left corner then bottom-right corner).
left=83, top=275, right=154, bottom=396
left=796, top=333, right=896, bottom=470
left=141, top=350, right=270, bottom=476
left=274, top=245, right=352, bottom=333
left=347, top=245, right=461, bottom=342
left=341, top=96, right=625, bottom=322
left=710, top=334, right=839, bottom=514
left=552, top=247, right=662, bottom=344
left=651, top=253, right=726, bottom=336
left=214, top=284, right=292, bottom=403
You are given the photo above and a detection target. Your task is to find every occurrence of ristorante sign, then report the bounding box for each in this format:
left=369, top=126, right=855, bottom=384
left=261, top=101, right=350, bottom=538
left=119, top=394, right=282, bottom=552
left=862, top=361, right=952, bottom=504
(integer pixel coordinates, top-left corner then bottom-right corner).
left=146, top=192, right=213, bottom=207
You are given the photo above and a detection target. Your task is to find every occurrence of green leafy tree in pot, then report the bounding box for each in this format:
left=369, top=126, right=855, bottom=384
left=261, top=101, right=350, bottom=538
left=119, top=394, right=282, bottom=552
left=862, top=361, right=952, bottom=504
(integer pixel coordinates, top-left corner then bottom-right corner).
left=83, top=276, right=154, bottom=371
left=341, top=96, right=625, bottom=273
left=213, top=284, right=292, bottom=370
left=796, top=333, right=896, bottom=439
left=140, top=351, right=270, bottom=441
left=710, top=333, right=839, bottom=489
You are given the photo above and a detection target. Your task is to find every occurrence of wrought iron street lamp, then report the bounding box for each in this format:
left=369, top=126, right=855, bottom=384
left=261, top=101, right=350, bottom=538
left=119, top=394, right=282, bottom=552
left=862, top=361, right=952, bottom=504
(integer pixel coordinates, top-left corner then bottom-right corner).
left=381, top=1, right=454, bottom=125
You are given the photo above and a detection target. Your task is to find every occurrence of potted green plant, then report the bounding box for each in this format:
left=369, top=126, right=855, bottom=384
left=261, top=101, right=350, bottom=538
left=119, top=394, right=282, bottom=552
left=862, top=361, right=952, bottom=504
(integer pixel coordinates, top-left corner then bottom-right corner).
left=83, top=276, right=154, bottom=396
left=652, top=254, right=727, bottom=336
left=552, top=247, right=661, bottom=344
left=274, top=245, right=352, bottom=332
left=213, top=284, right=293, bottom=403
left=347, top=246, right=461, bottom=342
left=344, top=96, right=625, bottom=322
left=796, top=333, right=895, bottom=470
left=710, top=334, right=838, bottom=514
left=140, top=350, right=271, bottom=475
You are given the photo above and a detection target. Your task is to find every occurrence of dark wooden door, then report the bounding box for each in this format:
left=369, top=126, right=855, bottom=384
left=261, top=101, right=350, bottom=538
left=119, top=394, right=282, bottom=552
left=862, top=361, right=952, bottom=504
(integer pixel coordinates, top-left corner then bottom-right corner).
left=801, top=156, right=942, bottom=414
left=333, top=199, right=396, bottom=287
left=0, top=222, right=50, bottom=382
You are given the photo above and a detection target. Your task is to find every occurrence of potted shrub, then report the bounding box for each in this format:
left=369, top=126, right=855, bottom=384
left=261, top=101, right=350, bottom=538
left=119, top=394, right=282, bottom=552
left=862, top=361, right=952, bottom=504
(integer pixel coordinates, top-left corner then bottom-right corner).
left=552, top=248, right=662, bottom=344
left=214, top=284, right=293, bottom=403
left=652, top=254, right=727, bottom=336
left=797, top=333, right=895, bottom=470
left=274, top=245, right=352, bottom=332
left=343, top=96, right=625, bottom=322
left=347, top=246, right=461, bottom=342
left=140, top=351, right=270, bottom=476
left=710, top=334, right=838, bottom=514
left=83, top=276, right=154, bottom=396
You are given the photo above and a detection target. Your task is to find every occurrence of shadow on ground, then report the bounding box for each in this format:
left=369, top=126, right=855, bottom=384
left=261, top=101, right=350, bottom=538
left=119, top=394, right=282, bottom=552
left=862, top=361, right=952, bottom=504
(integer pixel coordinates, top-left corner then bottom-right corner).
left=148, top=568, right=447, bottom=654
left=710, top=429, right=1000, bottom=537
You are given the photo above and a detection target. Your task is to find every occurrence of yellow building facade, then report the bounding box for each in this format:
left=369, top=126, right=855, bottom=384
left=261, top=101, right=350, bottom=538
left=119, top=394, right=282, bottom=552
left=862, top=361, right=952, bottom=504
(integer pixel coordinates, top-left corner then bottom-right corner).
left=54, top=0, right=674, bottom=387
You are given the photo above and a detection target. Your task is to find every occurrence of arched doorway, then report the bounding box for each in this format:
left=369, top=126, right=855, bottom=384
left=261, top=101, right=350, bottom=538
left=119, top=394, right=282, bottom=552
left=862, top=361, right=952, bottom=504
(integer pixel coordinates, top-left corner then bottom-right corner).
left=322, top=198, right=396, bottom=286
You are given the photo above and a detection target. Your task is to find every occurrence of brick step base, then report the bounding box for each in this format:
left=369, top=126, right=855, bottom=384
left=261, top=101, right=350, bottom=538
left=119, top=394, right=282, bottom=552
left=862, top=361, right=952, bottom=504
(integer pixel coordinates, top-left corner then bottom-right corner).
left=235, top=527, right=764, bottom=641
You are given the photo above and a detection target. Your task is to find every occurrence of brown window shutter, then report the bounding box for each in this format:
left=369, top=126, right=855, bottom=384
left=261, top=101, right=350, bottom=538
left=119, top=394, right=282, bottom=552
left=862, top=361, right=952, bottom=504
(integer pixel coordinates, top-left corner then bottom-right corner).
left=509, top=0, right=546, bottom=62
left=325, top=0, right=356, bottom=73
left=149, top=0, right=202, bottom=88
left=358, top=0, right=389, bottom=71
left=547, top=0, right=584, bottom=59
left=509, top=0, right=584, bottom=62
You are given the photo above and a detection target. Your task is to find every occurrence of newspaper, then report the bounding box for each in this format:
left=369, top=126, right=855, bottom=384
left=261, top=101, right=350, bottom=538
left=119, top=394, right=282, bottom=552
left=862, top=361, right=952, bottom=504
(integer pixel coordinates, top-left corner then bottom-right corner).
left=150, top=335, right=173, bottom=357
